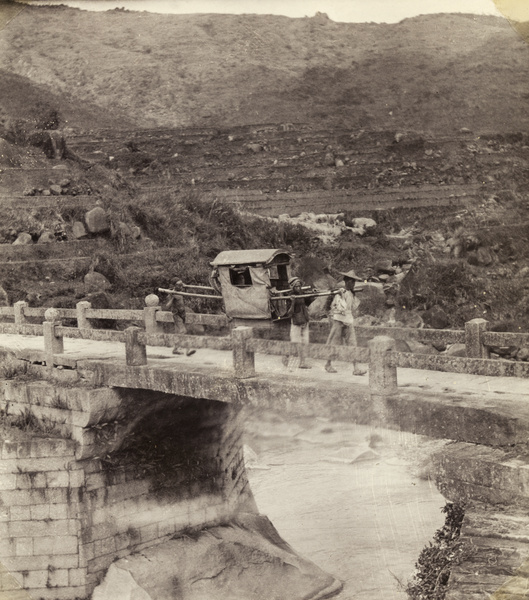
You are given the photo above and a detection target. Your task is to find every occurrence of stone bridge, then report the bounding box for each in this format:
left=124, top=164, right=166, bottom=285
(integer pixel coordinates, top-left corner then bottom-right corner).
left=1, top=299, right=529, bottom=599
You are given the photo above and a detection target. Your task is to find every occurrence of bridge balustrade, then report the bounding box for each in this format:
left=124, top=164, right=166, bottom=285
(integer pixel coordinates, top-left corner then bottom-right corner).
left=1, top=300, right=528, bottom=398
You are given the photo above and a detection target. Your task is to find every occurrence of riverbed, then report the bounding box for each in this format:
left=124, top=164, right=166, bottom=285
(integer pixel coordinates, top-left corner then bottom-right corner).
left=245, top=411, right=447, bottom=599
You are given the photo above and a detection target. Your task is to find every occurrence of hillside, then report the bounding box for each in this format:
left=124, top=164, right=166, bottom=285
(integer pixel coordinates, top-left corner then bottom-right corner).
left=0, top=5, right=529, bottom=335
left=1, top=7, right=529, bottom=133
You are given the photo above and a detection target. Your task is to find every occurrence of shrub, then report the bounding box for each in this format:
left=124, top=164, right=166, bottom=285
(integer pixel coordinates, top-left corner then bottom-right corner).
left=406, top=502, right=467, bottom=600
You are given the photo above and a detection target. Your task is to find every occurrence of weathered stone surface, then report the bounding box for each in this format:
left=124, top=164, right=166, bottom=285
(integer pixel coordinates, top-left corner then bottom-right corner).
left=386, top=387, right=529, bottom=448
left=72, top=221, right=87, bottom=239
left=517, top=347, right=529, bottom=361
left=85, top=206, right=110, bottom=233
left=407, top=340, right=438, bottom=355
left=445, top=343, right=467, bottom=357
left=37, top=230, right=55, bottom=244
left=12, top=232, right=32, bottom=245
left=92, top=514, right=342, bottom=600
left=84, top=271, right=111, bottom=291
left=434, top=443, right=529, bottom=507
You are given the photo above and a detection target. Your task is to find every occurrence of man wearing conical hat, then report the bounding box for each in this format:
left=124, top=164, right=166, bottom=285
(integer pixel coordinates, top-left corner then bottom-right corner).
left=324, top=269, right=367, bottom=376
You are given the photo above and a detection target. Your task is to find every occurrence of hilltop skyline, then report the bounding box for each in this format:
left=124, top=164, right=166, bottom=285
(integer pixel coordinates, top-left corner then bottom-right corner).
left=17, top=0, right=507, bottom=23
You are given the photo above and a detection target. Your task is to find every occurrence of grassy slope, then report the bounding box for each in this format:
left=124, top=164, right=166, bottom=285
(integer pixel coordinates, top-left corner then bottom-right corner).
left=1, top=7, right=529, bottom=133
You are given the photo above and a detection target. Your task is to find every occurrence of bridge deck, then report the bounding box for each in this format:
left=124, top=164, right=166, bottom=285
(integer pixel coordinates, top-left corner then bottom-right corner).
left=1, top=331, right=528, bottom=396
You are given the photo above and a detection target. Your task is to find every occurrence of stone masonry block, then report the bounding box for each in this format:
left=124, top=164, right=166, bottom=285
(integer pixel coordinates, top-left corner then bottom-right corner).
left=30, top=505, right=50, bottom=521
left=0, top=537, right=15, bottom=556
left=2, top=441, right=18, bottom=460
left=83, top=522, right=115, bottom=544
left=33, top=536, right=78, bottom=557
left=22, top=586, right=89, bottom=600
left=23, top=569, right=48, bottom=588
left=9, top=519, right=73, bottom=538
left=47, top=568, right=69, bottom=588
left=3, top=554, right=79, bottom=572
left=16, top=472, right=47, bottom=489
left=31, top=439, right=75, bottom=459
left=68, top=469, right=85, bottom=489
left=139, top=523, right=158, bottom=544
left=16, top=442, right=32, bottom=459
left=79, top=541, right=95, bottom=563
left=69, top=567, right=87, bottom=587
left=9, top=506, right=31, bottom=521
left=5, top=456, right=75, bottom=474
left=46, top=471, right=70, bottom=488
left=49, top=503, right=77, bottom=521
left=93, top=536, right=116, bottom=558
left=114, top=532, right=130, bottom=551
left=0, top=473, right=17, bottom=491
left=14, top=538, right=33, bottom=557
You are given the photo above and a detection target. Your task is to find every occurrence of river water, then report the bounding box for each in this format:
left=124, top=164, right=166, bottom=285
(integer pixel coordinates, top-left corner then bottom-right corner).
left=245, top=412, right=447, bottom=599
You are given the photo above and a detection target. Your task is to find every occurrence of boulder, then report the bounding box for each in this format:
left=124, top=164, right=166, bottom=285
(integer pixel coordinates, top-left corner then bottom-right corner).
left=375, top=259, right=395, bottom=275
left=349, top=218, right=377, bottom=235
left=85, top=206, right=110, bottom=233
left=49, top=184, right=62, bottom=196
left=91, top=514, right=341, bottom=600
left=323, top=152, right=335, bottom=166
left=445, top=343, right=467, bottom=357
left=407, top=340, right=438, bottom=355
left=12, top=232, right=32, bottom=245
left=84, top=271, right=111, bottom=292
left=476, top=246, right=494, bottom=266
left=422, top=306, right=450, bottom=329
left=247, top=143, right=263, bottom=153
left=72, top=221, right=87, bottom=239
left=131, top=226, right=141, bottom=239
left=37, top=230, right=55, bottom=244
left=517, top=347, right=529, bottom=361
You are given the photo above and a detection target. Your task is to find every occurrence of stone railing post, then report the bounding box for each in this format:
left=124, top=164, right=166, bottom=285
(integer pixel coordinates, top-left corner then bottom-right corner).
left=43, top=308, right=64, bottom=357
left=76, top=301, right=93, bottom=330
left=465, top=318, right=490, bottom=359
left=368, top=335, right=398, bottom=421
left=125, top=326, right=147, bottom=366
left=232, top=326, right=255, bottom=378
left=144, top=294, right=164, bottom=335
left=14, top=301, right=28, bottom=327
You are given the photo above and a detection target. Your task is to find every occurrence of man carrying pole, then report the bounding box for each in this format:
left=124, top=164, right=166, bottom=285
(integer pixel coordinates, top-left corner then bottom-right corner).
left=324, top=269, right=367, bottom=376
left=162, top=279, right=196, bottom=356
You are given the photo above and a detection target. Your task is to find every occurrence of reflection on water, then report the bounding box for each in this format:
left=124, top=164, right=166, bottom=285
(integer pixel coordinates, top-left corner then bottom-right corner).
left=245, top=415, right=447, bottom=599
